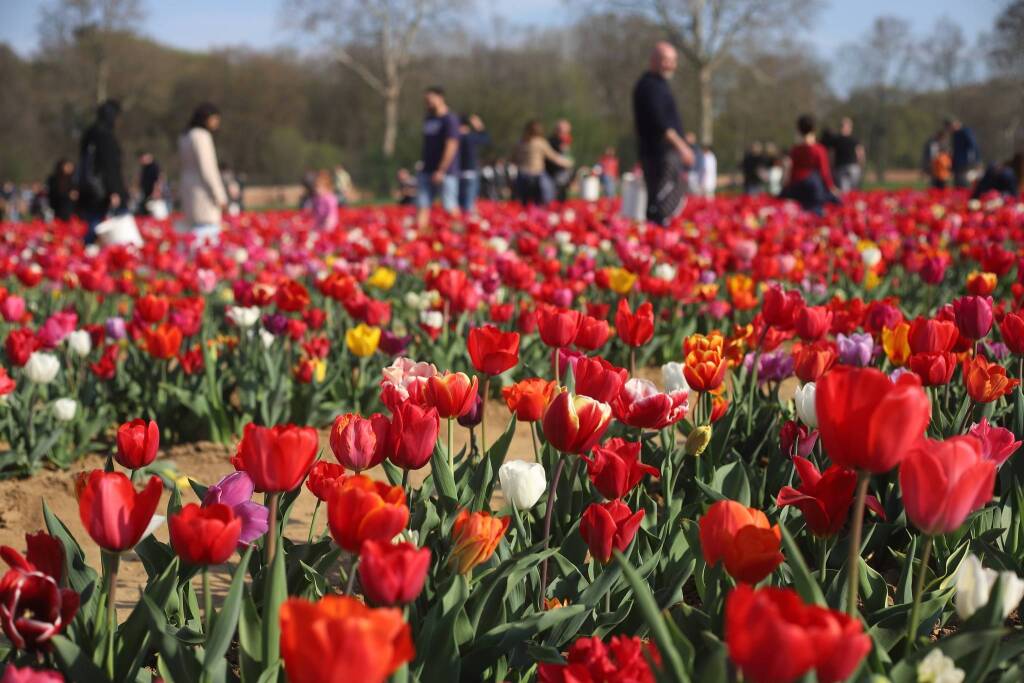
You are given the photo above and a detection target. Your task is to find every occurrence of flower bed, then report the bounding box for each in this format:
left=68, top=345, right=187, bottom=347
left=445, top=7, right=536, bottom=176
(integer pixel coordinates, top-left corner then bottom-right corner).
left=0, top=191, right=1023, bottom=682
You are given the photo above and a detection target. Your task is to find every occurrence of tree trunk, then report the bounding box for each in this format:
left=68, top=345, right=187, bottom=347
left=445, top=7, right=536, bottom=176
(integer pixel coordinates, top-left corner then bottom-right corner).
left=382, top=88, right=399, bottom=159
left=698, top=62, right=713, bottom=145
left=95, top=52, right=108, bottom=104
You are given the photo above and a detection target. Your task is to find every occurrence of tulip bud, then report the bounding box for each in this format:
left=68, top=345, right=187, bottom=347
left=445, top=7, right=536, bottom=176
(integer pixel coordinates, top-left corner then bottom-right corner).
left=449, top=509, right=509, bottom=574
left=793, top=383, right=817, bottom=428
left=67, top=330, right=92, bottom=357
left=52, top=398, right=77, bottom=422
left=685, top=425, right=712, bottom=457
left=497, top=460, right=546, bottom=509
left=116, top=418, right=160, bottom=469
left=954, top=553, right=1024, bottom=621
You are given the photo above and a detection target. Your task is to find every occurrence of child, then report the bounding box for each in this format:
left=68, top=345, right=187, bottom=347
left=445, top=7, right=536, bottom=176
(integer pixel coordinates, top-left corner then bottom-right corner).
left=311, top=170, right=339, bottom=231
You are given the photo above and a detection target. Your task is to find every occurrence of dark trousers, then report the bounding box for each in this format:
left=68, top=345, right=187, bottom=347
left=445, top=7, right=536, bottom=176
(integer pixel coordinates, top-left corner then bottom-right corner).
left=641, top=150, right=686, bottom=226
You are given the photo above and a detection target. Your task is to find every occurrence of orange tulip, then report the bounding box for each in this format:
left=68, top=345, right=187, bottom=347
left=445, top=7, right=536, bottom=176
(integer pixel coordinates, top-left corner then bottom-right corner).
left=698, top=500, right=783, bottom=584
left=683, top=346, right=728, bottom=393
left=502, top=378, right=557, bottom=422
left=142, top=323, right=183, bottom=360
left=327, top=475, right=409, bottom=553
left=424, top=371, right=479, bottom=419
left=963, top=356, right=1020, bottom=403
left=279, top=595, right=413, bottom=683
left=449, top=509, right=509, bottom=574
left=541, top=390, right=613, bottom=454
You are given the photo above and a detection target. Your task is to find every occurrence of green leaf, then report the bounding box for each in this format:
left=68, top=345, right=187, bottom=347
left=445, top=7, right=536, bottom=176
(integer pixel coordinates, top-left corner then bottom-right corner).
left=262, top=538, right=287, bottom=670
left=205, top=547, right=253, bottom=670
left=429, top=441, right=459, bottom=505
left=415, top=575, right=470, bottom=683
left=52, top=634, right=110, bottom=682
left=141, top=594, right=201, bottom=683
left=614, top=551, right=690, bottom=683
left=779, top=524, right=826, bottom=606
left=116, top=556, right=181, bottom=682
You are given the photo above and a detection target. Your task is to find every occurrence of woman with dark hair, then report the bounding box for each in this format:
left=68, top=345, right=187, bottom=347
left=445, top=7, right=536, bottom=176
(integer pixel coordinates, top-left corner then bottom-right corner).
left=972, top=152, right=1024, bottom=199
left=514, top=120, right=570, bottom=206
left=77, top=99, right=127, bottom=242
left=780, top=114, right=840, bottom=215
left=178, top=102, right=228, bottom=244
left=47, top=159, right=77, bottom=222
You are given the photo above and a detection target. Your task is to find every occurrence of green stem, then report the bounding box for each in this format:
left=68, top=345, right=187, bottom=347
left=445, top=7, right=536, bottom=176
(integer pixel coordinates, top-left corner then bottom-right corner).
left=538, top=457, right=566, bottom=610
left=480, top=375, right=490, bottom=460
left=906, top=536, right=934, bottom=649
left=447, top=417, right=455, bottom=470
left=530, top=422, right=541, bottom=463
left=307, top=499, right=321, bottom=544
left=846, top=471, right=871, bottom=615
left=266, top=492, right=280, bottom=567
left=104, top=551, right=120, bottom=681
left=344, top=558, right=359, bottom=595
left=202, top=567, right=212, bottom=637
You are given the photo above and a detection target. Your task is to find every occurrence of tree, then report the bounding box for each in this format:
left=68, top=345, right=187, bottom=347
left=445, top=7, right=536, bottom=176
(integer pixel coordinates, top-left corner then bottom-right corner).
left=37, top=0, right=145, bottom=103
left=285, top=0, right=466, bottom=160
left=989, top=0, right=1024, bottom=77
left=602, top=0, right=819, bottom=144
left=917, top=17, right=973, bottom=91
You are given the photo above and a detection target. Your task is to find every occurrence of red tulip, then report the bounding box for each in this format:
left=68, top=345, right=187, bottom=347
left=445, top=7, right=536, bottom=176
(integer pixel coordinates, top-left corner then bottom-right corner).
left=776, top=457, right=885, bottom=536
left=135, top=294, right=168, bottom=323
left=999, top=311, right=1024, bottom=354
left=699, top=500, right=783, bottom=584
left=467, top=325, right=520, bottom=375
left=385, top=401, right=440, bottom=470
left=502, top=378, right=557, bottom=422
left=327, top=475, right=409, bottom=553
left=4, top=329, right=39, bottom=367
left=573, top=355, right=628, bottom=404
left=815, top=367, right=930, bottom=473
left=793, top=341, right=837, bottom=383
left=77, top=470, right=162, bottom=552
left=582, top=438, right=659, bottom=500
left=536, top=305, right=582, bottom=348
left=306, top=461, right=347, bottom=502
left=142, top=323, right=183, bottom=360
left=762, top=285, right=803, bottom=329
left=900, top=435, right=995, bottom=535
left=907, top=316, right=957, bottom=354
left=232, top=423, right=319, bottom=493
left=573, top=315, right=610, bottom=351
left=169, top=503, right=241, bottom=565
left=279, top=595, right=413, bottom=683
left=541, top=390, right=613, bottom=454
left=794, top=305, right=833, bottom=341
left=725, top=584, right=871, bottom=683
left=424, top=371, right=479, bottom=419
left=952, top=295, right=993, bottom=340
left=611, top=378, right=688, bottom=429
left=115, top=418, right=159, bottom=469
left=963, top=356, right=1020, bottom=403
left=0, top=664, right=65, bottom=682
left=538, top=635, right=659, bottom=683
left=908, top=351, right=957, bottom=386
left=579, top=500, right=644, bottom=563
left=358, top=540, right=430, bottom=606
left=614, top=299, right=654, bottom=347
left=0, top=532, right=77, bottom=653
left=330, top=413, right=389, bottom=471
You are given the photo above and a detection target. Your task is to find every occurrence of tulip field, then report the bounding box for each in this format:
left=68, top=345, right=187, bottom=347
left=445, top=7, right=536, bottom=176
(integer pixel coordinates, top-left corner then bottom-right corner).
left=2, top=190, right=1024, bottom=682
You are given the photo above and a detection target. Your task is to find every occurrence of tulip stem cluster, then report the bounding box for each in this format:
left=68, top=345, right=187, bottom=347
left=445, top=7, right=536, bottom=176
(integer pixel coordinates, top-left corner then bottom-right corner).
left=846, top=471, right=871, bottom=615
left=906, top=535, right=934, bottom=650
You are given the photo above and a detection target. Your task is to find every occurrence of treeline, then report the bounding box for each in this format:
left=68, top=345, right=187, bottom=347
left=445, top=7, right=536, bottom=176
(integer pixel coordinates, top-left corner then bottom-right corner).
left=1, top=9, right=1022, bottom=191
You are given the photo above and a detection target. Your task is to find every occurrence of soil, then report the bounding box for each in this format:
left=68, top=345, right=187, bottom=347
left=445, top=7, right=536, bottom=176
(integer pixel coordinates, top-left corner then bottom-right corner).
left=0, top=399, right=536, bottom=614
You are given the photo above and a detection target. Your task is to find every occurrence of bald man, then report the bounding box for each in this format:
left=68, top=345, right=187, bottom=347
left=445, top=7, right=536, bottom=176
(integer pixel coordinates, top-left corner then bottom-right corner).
left=632, top=42, right=694, bottom=225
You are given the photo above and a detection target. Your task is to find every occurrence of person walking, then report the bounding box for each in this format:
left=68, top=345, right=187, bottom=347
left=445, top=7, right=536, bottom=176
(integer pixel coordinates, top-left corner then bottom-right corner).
left=46, top=159, right=77, bottom=222
left=946, top=117, right=980, bottom=189
left=136, top=151, right=161, bottom=215
left=457, top=114, right=490, bottom=215
left=823, top=117, right=864, bottom=192
left=740, top=142, right=764, bottom=195
left=780, top=114, right=839, bottom=215
left=77, top=99, right=127, bottom=244
left=632, top=42, right=694, bottom=225
left=178, top=102, right=228, bottom=246
left=514, top=120, right=571, bottom=206
left=546, top=119, right=574, bottom=202
left=416, top=86, right=461, bottom=230
left=598, top=147, right=619, bottom=197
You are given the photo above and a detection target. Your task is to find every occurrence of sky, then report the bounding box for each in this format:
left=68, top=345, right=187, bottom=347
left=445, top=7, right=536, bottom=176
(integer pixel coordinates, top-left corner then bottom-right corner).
left=0, top=0, right=1004, bottom=63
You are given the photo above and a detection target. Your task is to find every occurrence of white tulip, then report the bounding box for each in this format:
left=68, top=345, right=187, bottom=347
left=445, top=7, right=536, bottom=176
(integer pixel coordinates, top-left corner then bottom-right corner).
left=259, top=329, right=276, bottom=349
left=488, top=237, right=509, bottom=253
left=67, top=330, right=92, bottom=357
left=653, top=263, right=677, bottom=281
left=860, top=246, right=882, bottom=268
left=420, top=310, right=443, bottom=329
left=793, top=382, right=817, bottom=428
left=661, top=362, right=690, bottom=394
left=498, top=460, right=547, bottom=510
left=227, top=306, right=261, bottom=328
left=53, top=398, right=77, bottom=421
left=25, top=352, right=60, bottom=384
left=955, top=553, right=1024, bottom=621
left=916, top=648, right=964, bottom=683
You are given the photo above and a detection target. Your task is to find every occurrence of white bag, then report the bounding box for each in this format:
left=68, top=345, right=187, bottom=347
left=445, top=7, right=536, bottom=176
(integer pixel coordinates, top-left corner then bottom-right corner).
left=620, top=172, right=647, bottom=221
left=94, top=214, right=143, bottom=247
left=581, top=175, right=601, bottom=202
left=146, top=199, right=169, bottom=220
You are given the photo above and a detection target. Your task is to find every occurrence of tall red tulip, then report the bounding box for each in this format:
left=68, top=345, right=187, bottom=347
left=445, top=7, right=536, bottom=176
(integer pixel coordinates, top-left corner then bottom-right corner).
left=815, top=367, right=930, bottom=473
left=467, top=325, right=520, bottom=375
left=999, top=311, right=1024, bottom=354
left=536, top=305, right=582, bottom=348
left=115, top=418, right=159, bottom=469
left=358, top=540, right=430, bottom=606
left=794, top=305, right=833, bottom=341
left=541, top=390, right=612, bottom=454
left=907, top=317, right=957, bottom=354
left=579, top=500, right=644, bottom=564
left=232, top=423, right=319, bottom=493
left=169, top=503, right=241, bottom=565
left=614, top=299, right=654, bottom=347
left=899, top=435, right=995, bottom=535
left=77, top=470, right=162, bottom=552
left=385, top=401, right=440, bottom=470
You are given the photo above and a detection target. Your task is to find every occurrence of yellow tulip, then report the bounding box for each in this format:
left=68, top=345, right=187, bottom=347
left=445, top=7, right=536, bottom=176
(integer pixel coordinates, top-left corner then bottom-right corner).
left=882, top=323, right=911, bottom=367
left=367, top=266, right=397, bottom=290
left=607, top=267, right=637, bottom=294
left=346, top=324, right=381, bottom=357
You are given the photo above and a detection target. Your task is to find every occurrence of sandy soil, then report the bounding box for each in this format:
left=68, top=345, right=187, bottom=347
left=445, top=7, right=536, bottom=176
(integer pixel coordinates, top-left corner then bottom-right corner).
left=0, top=399, right=536, bottom=613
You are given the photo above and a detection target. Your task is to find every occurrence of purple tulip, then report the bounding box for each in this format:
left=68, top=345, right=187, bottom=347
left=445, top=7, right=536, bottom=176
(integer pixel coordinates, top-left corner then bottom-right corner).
left=105, top=316, right=127, bottom=340
left=837, top=332, right=873, bottom=367
left=262, top=313, right=289, bottom=335
left=203, top=471, right=269, bottom=546
left=457, top=393, right=484, bottom=428
left=744, top=349, right=794, bottom=384
left=379, top=330, right=412, bottom=356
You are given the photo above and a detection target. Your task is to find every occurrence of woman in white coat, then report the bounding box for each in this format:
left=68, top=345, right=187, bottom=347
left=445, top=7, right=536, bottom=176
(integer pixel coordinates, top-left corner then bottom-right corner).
left=178, top=103, right=228, bottom=245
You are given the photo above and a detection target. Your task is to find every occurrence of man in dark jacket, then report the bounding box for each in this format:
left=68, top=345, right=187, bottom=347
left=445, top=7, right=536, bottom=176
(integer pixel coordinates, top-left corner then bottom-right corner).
left=77, top=99, right=127, bottom=244
left=632, top=42, right=694, bottom=225
left=945, top=117, right=980, bottom=189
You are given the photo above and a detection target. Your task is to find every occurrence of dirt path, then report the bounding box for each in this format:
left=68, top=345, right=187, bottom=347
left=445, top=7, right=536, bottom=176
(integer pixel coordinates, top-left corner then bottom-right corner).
left=0, top=400, right=536, bottom=613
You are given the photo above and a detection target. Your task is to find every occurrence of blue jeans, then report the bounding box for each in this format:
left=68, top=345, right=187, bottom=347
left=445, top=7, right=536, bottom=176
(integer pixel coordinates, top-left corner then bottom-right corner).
left=83, top=210, right=107, bottom=245
left=416, top=172, right=459, bottom=212
left=458, top=172, right=479, bottom=213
